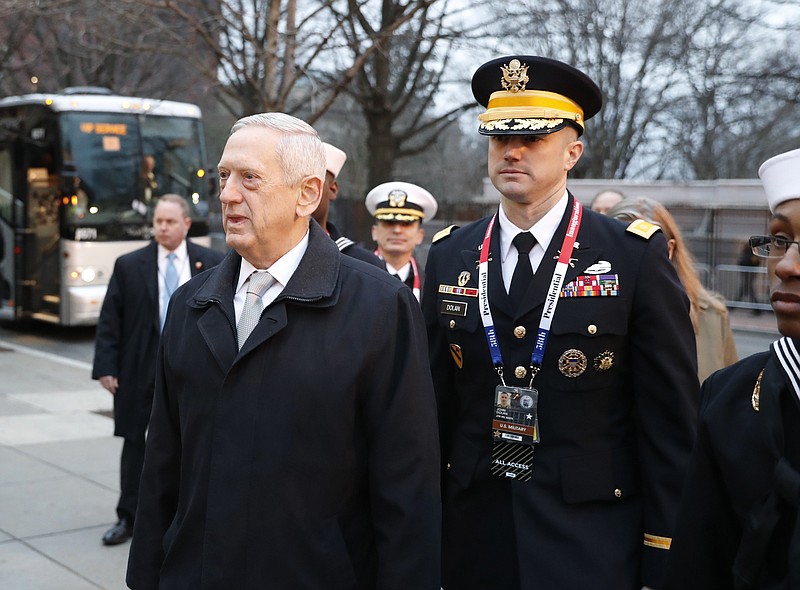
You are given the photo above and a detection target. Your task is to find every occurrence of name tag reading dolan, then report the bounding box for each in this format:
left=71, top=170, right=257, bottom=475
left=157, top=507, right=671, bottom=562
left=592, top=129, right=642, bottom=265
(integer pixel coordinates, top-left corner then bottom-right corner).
left=441, top=299, right=468, bottom=316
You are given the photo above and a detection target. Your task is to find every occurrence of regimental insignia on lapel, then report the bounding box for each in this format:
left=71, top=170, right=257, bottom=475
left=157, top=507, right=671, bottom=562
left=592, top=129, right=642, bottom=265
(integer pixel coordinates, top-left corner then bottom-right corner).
left=553, top=250, right=578, bottom=267
left=450, top=344, right=463, bottom=369
left=195, top=261, right=203, bottom=270
left=457, top=271, right=471, bottom=286
left=752, top=368, right=764, bottom=411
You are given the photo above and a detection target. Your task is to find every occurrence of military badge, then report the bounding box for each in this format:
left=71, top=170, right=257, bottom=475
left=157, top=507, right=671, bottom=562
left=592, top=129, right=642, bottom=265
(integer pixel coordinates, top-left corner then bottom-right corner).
left=450, top=344, right=463, bottom=369
left=501, top=59, right=529, bottom=93
left=457, top=271, right=471, bottom=287
left=583, top=260, right=612, bottom=274
left=388, top=189, right=407, bottom=208
left=558, top=349, right=587, bottom=377
left=752, top=368, right=763, bottom=412
left=593, top=351, right=614, bottom=372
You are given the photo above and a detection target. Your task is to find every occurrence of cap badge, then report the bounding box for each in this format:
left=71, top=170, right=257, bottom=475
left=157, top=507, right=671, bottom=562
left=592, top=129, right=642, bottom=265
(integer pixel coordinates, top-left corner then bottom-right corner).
left=501, top=59, right=529, bottom=93
left=388, top=189, right=408, bottom=208
left=558, top=349, right=587, bottom=378
left=457, top=271, right=471, bottom=287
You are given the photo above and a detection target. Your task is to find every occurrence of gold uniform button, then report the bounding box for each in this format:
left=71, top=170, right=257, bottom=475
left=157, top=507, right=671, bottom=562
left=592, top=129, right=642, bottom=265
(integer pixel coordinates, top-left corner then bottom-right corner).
left=587, top=324, right=597, bottom=335
left=514, top=366, right=527, bottom=379
left=614, top=488, right=622, bottom=498
left=513, top=325, right=527, bottom=339
left=449, top=320, right=456, bottom=329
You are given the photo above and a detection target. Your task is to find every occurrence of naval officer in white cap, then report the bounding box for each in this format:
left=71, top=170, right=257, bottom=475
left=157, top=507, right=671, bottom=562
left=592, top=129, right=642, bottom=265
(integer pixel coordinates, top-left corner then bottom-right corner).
left=365, top=180, right=438, bottom=301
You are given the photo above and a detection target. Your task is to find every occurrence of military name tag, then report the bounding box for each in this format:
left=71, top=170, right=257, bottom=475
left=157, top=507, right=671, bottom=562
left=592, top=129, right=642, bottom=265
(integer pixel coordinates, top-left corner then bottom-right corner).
left=440, top=299, right=468, bottom=316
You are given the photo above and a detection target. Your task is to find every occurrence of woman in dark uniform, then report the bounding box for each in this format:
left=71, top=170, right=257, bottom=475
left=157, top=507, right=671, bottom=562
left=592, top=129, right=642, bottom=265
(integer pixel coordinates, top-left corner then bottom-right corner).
left=665, top=147, right=800, bottom=589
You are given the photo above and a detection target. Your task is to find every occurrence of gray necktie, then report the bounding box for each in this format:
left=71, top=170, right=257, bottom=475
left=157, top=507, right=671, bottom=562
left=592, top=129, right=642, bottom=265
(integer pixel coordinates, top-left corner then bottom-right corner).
left=161, top=252, right=179, bottom=330
left=237, top=271, right=275, bottom=350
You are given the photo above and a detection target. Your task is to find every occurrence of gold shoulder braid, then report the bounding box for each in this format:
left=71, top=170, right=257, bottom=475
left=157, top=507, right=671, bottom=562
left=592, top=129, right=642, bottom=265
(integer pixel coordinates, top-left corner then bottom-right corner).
left=752, top=368, right=764, bottom=412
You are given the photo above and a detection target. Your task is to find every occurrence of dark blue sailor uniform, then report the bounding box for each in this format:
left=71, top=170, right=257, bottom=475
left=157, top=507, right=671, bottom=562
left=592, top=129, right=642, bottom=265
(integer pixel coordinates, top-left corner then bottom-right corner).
left=664, top=344, right=800, bottom=589
left=422, top=194, right=699, bottom=589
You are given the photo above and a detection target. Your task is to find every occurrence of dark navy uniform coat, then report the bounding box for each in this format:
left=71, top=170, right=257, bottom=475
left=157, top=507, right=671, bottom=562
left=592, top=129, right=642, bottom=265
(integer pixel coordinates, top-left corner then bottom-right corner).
left=127, top=221, right=441, bottom=590
left=664, top=351, right=800, bottom=589
left=422, top=194, right=699, bottom=590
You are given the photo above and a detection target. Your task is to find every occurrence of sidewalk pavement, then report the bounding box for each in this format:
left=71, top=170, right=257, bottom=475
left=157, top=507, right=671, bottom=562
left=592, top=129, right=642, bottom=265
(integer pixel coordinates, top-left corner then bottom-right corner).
left=0, top=307, right=782, bottom=590
left=0, top=341, right=128, bottom=590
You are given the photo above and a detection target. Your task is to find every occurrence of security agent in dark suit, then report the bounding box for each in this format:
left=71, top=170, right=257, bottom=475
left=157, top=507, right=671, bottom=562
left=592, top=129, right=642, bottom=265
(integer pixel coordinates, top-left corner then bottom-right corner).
left=312, top=142, right=383, bottom=268
left=92, top=194, right=224, bottom=546
left=664, top=147, right=800, bottom=589
left=367, top=181, right=438, bottom=302
left=422, top=55, right=699, bottom=589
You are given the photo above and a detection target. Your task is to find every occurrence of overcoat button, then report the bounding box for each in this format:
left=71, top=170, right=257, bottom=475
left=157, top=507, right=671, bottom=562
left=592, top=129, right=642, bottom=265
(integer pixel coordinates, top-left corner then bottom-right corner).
left=514, top=366, right=527, bottom=379
left=449, top=320, right=456, bottom=329
left=587, top=324, right=597, bottom=335
left=513, top=326, right=526, bottom=339
left=614, top=488, right=622, bottom=498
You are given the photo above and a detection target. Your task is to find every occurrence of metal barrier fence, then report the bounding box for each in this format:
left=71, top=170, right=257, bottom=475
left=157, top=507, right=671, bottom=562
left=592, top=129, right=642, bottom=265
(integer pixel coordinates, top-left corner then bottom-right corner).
left=712, top=265, right=772, bottom=311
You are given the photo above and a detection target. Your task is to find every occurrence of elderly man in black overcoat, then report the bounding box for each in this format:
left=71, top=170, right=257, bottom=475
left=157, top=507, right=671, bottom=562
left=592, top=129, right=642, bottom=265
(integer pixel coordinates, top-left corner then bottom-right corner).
left=93, top=194, right=224, bottom=545
left=126, top=113, right=441, bottom=589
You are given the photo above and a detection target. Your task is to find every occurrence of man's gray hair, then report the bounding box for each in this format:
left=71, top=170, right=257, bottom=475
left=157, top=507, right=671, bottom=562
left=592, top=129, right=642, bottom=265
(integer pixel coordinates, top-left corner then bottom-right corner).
left=230, top=113, right=325, bottom=187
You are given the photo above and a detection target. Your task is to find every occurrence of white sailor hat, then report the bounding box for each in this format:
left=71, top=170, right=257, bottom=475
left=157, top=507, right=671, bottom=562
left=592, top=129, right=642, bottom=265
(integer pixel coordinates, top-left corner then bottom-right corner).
left=323, top=143, right=347, bottom=179
left=365, top=181, right=438, bottom=223
left=759, top=148, right=800, bottom=212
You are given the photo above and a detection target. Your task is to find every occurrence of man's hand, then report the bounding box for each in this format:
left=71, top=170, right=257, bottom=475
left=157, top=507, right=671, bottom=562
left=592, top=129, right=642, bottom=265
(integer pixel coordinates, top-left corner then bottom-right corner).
left=99, top=375, right=119, bottom=395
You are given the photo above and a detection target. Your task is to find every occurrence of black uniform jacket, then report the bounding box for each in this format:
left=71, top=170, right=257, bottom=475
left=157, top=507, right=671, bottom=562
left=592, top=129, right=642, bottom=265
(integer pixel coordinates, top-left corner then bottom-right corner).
left=422, top=194, right=699, bottom=590
left=126, top=221, right=441, bottom=590
left=664, top=351, right=800, bottom=589
left=326, top=220, right=383, bottom=268
left=92, top=239, right=224, bottom=439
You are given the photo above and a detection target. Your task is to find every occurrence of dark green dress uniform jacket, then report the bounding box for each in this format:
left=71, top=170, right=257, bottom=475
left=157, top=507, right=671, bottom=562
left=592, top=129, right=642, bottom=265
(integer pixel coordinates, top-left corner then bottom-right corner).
left=664, top=351, right=800, bottom=589
left=126, top=221, right=441, bottom=590
left=422, top=194, right=699, bottom=590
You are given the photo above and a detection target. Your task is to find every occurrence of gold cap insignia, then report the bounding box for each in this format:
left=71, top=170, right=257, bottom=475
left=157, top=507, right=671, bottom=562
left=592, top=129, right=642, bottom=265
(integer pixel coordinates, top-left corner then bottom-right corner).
left=501, top=59, right=529, bottom=93
left=559, top=349, right=587, bottom=378
left=450, top=344, right=463, bottom=369
left=593, top=350, right=614, bottom=372
left=388, top=189, right=408, bottom=208
left=457, top=271, right=471, bottom=287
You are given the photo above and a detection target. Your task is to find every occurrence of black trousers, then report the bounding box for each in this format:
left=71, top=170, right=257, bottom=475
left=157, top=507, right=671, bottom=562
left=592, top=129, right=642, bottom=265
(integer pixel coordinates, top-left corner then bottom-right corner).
left=117, top=435, right=146, bottom=522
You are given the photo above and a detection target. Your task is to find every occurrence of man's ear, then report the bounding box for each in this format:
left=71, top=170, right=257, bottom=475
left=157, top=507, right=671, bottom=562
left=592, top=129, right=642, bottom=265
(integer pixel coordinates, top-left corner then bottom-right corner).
left=565, top=140, right=584, bottom=172
left=296, top=175, right=323, bottom=217
left=329, top=179, right=339, bottom=201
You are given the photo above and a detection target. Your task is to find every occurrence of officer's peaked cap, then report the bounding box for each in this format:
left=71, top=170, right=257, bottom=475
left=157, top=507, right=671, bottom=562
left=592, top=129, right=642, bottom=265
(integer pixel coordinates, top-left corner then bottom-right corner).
left=365, top=181, right=437, bottom=223
left=472, top=55, right=602, bottom=137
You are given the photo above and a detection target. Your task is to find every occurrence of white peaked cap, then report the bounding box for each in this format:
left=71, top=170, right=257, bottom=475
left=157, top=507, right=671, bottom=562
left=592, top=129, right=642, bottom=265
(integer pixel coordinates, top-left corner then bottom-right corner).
left=365, top=181, right=438, bottom=223
left=323, top=143, right=347, bottom=179
left=758, top=147, right=800, bottom=212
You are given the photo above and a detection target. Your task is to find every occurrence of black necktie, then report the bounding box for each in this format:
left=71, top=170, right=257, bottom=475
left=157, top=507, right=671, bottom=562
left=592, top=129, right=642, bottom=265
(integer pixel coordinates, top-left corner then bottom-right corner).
left=509, top=232, right=536, bottom=307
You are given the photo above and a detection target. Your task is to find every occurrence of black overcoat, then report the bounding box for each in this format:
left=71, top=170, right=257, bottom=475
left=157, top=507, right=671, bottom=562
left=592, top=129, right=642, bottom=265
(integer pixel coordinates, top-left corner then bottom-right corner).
left=92, top=240, right=224, bottom=439
left=126, top=221, right=441, bottom=590
left=422, top=194, right=699, bottom=590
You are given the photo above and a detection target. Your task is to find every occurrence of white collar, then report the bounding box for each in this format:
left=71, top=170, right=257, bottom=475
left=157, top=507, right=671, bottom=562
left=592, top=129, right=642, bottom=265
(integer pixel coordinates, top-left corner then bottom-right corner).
left=158, top=240, right=188, bottom=261
left=236, top=230, right=310, bottom=293
left=497, top=191, right=569, bottom=262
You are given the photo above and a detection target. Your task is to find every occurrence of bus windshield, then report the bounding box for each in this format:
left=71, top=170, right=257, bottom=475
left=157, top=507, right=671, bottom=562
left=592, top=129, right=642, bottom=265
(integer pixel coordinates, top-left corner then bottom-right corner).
left=60, top=112, right=210, bottom=239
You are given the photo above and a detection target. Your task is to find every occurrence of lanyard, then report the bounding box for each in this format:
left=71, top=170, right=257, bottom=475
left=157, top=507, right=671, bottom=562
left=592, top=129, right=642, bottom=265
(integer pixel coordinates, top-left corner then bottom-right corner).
left=478, top=200, right=583, bottom=385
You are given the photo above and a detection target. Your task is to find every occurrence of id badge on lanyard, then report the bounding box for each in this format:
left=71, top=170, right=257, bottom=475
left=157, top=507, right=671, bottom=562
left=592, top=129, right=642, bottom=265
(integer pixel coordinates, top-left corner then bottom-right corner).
left=479, top=201, right=583, bottom=481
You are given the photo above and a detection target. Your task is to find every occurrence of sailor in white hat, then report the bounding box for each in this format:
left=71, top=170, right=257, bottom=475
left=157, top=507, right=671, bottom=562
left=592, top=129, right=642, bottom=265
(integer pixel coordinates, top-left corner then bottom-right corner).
left=365, top=181, right=438, bottom=301
left=312, top=142, right=382, bottom=268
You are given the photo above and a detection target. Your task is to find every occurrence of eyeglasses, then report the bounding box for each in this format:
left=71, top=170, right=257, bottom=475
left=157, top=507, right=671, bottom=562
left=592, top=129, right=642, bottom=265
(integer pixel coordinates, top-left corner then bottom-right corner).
left=750, top=235, right=800, bottom=258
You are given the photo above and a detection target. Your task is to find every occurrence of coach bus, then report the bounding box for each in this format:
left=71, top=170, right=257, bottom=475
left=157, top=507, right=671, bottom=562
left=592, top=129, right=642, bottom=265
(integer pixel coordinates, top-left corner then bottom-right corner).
left=0, top=87, right=215, bottom=326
